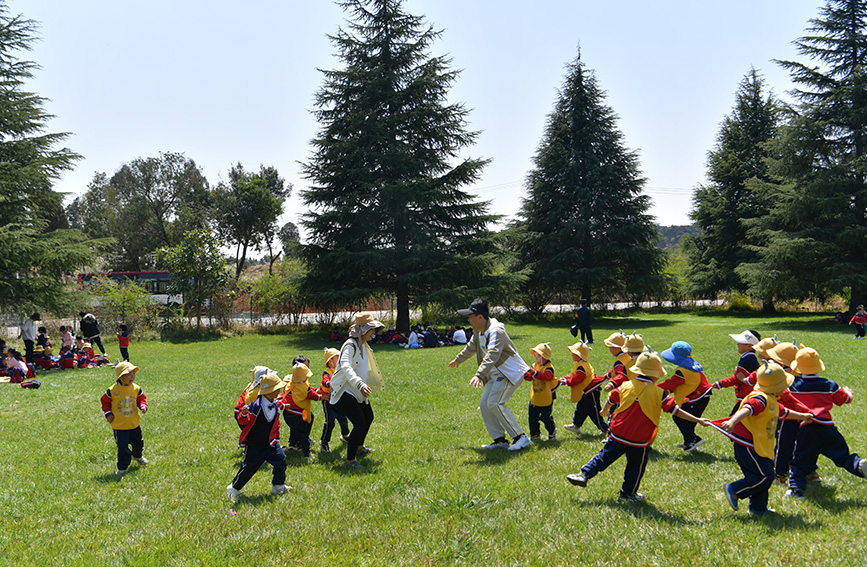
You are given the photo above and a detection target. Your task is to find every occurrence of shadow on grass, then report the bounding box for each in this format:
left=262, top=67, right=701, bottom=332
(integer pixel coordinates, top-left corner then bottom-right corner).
left=661, top=449, right=737, bottom=465
left=95, top=467, right=141, bottom=483
left=803, top=482, right=865, bottom=513
left=230, top=491, right=288, bottom=509
left=462, top=447, right=528, bottom=467
left=572, top=494, right=700, bottom=527
left=733, top=510, right=822, bottom=532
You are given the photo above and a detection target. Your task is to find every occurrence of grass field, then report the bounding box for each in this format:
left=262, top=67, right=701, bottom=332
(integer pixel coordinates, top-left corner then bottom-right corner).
left=2, top=310, right=867, bottom=566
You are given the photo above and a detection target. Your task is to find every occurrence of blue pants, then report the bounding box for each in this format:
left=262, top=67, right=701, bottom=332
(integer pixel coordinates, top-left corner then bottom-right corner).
left=673, top=396, right=710, bottom=445
left=571, top=390, right=608, bottom=433
left=231, top=444, right=287, bottom=490
left=114, top=426, right=144, bottom=471
left=528, top=402, right=555, bottom=437
left=774, top=420, right=799, bottom=477
left=321, top=400, right=350, bottom=444
left=790, top=423, right=862, bottom=491
left=583, top=437, right=650, bottom=497
left=731, top=443, right=774, bottom=513
left=119, top=347, right=129, bottom=362
left=284, top=411, right=314, bottom=456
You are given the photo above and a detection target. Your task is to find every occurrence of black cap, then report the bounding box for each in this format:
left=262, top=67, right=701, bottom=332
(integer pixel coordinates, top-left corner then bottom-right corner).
left=458, top=298, right=489, bottom=318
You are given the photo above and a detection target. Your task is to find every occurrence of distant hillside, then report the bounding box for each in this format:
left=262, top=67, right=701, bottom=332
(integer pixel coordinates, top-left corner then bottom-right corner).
left=656, top=225, right=700, bottom=249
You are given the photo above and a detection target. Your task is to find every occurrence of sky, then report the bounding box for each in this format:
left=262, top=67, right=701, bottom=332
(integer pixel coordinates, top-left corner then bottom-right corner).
left=10, top=0, right=825, bottom=240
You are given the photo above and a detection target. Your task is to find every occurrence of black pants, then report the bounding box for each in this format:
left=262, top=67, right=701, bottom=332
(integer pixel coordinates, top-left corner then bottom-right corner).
left=284, top=411, right=314, bottom=456
left=321, top=400, right=350, bottom=444
left=332, top=395, right=374, bottom=461
left=23, top=339, right=34, bottom=364
left=673, top=396, right=710, bottom=445
left=528, top=402, right=555, bottom=437
left=87, top=335, right=106, bottom=355
left=580, top=326, right=593, bottom=344
left=572, top=389, right=608, bottom=433
left=113, top=426, right=144, bottom=471
left=231, top=444, right=287, bottom=490
left=119, top=347, right=129, bottom=362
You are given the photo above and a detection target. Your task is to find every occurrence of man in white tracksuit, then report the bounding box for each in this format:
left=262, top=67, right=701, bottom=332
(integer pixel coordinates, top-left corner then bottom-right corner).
left=448, top=298, right=531, bottom=451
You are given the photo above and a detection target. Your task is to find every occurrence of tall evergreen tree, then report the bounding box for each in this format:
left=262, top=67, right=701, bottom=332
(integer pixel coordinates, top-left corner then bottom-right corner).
left=0, top=3, right=106, bottom=313
left=684, top=69, right=780, bottom=309
left=301, top=0, right=497, bottom=333
left=515, top=51, right=664, bottom=306
left=739, top=0, right=867, bottom=311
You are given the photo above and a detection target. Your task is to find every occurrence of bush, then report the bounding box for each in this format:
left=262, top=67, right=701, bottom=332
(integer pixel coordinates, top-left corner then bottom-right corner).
left=726, top=293, right=756, bottom=312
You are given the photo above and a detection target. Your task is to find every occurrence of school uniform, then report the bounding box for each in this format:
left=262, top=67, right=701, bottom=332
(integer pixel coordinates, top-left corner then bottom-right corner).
left=231, top=397, right=287, bottom=490
left=118, top=331, right=130, bottom=361
left=100, top=382, right=148, bottom=471
left=657, top=367, right=712, bottom=448
left=565, top=360, right=608, bottom=433
left=281, top=379, right=323, bottom=456
left=850, top=312, right=867, bottom=338
left=524, top=361, right=557, bottom=437
left=712, top=351, right=761, bottom=414
left=320, top=369, right=350, bottom=446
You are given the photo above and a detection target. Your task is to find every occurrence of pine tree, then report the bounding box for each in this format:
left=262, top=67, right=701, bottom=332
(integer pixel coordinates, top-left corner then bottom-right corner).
left=515, top=51, right=664, bottom=306
left=684, top=69, right=780, bottom=309
left=740, top=0, right=867, bottom=311
left=301, top=0, right=497, bottom=333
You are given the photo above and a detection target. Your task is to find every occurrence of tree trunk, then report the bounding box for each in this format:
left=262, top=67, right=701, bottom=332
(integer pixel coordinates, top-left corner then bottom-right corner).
left=581, top=283, right=592, bottom=305
left=761, top=299, right=776, bottom=313
left=850, top=285, right=866, bottom=315
left=396, top=281, right=410, bottom=335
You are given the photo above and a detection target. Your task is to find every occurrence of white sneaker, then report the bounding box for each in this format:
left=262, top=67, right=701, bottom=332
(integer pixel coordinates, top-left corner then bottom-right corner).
left=859, top=458, right=867, bottom=478
left=271, top=484, right=289, bottom=495
left=508, top=435, right=531, bottom=452
left=115, top=469, right=126, bottom=477
left=563, top=424, right=580, bottom=432
left=136, top=456, right=148, bottom=466
left=481, top=440, right=510, bottom=450
left=227, top=484, right=240, bottom=501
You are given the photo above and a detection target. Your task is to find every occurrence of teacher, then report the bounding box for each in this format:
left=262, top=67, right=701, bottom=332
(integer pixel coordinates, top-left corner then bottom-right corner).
left=448, top=298, right=531, bottom=451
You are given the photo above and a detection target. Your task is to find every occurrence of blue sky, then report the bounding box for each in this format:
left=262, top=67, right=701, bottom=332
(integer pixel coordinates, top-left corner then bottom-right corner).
left=12, top=0, right=823, bottom=235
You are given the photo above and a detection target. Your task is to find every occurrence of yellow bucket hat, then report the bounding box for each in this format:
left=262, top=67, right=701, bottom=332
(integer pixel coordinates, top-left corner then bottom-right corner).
left=567, top=341, right=591, bottom=360
left=791, top=345, right=825, bottom=376
left=289, top=363, right=313, bottom=384
left=324, top=348, right=340, bottom=365
left=115, top=361, right=139, bottom=379
left=754, top=362, right=795, bottom=395
left=257, top=373, right=286, bottom=395
left=622, top=333, right=645, bottom=354
left=603, top=330, right=626, bottom=348
left=530, top=342, right=552, bottom=361
left=627, top=351, right=667, bottom=381
left=767, top=340, right=798, bottom=369
left=753, top=336, right=779, bottom=357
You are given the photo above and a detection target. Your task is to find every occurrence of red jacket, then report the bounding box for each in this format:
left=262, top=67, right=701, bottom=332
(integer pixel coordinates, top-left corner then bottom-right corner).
left=237, top=398, right=284, bottom=448
left=607, top=382, right=680, bottom=447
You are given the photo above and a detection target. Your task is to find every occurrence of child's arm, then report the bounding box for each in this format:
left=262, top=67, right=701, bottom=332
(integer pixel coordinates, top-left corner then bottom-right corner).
left=101, top=390, right=114, bottom=423
left=137, top=390, right=147, bottom=414
left=672, top=406, right=711, bottom=427
left=721, top=407, right=751, bottom=433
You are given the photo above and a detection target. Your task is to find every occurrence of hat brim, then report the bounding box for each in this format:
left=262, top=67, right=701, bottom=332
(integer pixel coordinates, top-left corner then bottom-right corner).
left=457, top=308, right=474, bottom=317
left=755, top=372, right=794, bottom=395
left=660, top=349, right=703, bottom=373
left=729, top=332, right=758, bottom=345
left=627, top=365, right=666, bottom=380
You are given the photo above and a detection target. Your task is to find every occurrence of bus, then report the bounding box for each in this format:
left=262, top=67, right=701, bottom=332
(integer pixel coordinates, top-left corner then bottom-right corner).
left=78, top=271, right=183, bottom=307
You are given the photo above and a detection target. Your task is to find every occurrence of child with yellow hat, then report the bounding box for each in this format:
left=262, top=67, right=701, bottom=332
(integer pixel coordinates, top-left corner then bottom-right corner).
left=281, top=361, right=323, bottom=458
left=783, top=346, right=867, bottom=499
left=599, top=331, right=634, bottom=393
left=567, top=351, right=709, bottom=502
left=100, top=361, right=149, bottom=476
left=523, top=343, right=559, bottom=441
left=319, top=347, right=350, bottom=453
left=707, top=362, right=813, bottom=515
left=561, top=341, right=608, bottom=435
left=234, top=365, right=276, bottom=430
left=711, top=329, right=763, bottom=415
left=228, top=372, right=290, bottom=500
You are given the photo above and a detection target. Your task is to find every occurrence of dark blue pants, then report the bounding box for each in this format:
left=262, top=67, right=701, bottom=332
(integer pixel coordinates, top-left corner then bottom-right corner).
left=528, top=402, right=555, bottom=437
left=774, top=419, right=799, bottom=477
left=583, top=437, right=650, bottom=497
left=673, top=396, right=710, bottom=445
left=321, top=400, right=350, bottom=444
left=731, top=443, right=774, bottom=513
left=332, top=395, right=374, bottom=461
left=855, top=323, right=865, bottom=338
left=114, top=426, right=144, bottom=471
left=571, top=390, right=608, bottom=433
left=119, top=347, right=129, bottom=362
left=579, top=326, right=593, bottom=344
left=284, top=411, right=314, bottom=456
left=790, top=423, right=862, bottom=491
left=231, top=444, right=287, bottom=490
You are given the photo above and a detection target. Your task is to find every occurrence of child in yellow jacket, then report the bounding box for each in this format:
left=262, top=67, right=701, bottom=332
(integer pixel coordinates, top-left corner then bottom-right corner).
left=523, top=343, right=559, bottom=441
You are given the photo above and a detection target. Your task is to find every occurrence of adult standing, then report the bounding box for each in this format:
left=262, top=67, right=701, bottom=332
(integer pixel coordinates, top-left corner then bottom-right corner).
left=330, top=312, right=386, bottom=468
left=575, top=299, right=593, bottom=344
left=79, top=311, right=107, bottom=356
left=20, top=312, right=39, bottom=363
left=448, top=298, right=532, bottom=451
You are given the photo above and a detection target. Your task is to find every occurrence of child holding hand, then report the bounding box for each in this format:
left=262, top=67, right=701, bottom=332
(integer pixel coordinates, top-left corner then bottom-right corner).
left=319, top=348, right=350, bottom=452
left=523, top=343, right=558, bottom=441
left=562, top=341, right=608, bottom=435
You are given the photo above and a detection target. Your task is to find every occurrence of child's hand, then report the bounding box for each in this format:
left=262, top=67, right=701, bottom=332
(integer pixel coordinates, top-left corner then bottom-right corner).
left=721, top=419, right=735, bottom=433
left=599, top=408, right=609, bottom=418
left=139, top=404, right=147, bottom=414
left=843, top=386, right=854, bottom=399
left=697, top=418, right=711, bottom=428
left=559, top=377, right=567, bottom=385
left=105, top=413, right=114, bottom=424
left=240, top=405, right=249, bottom=416
left=603, top=382, right=614, bottom=392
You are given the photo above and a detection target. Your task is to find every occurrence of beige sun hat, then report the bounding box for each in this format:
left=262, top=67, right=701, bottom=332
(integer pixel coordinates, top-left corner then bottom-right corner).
left=627, top=351, right=667, bottom=381
left=257, top=373, right=286, bottom=395
left=530, top=342, right=553, bottom=361
left=753, top=336, right=780, bottom=357
left=791, top=345, right=825, bottom=376
left=754, top=362, right=795, bottom=395
left=289, top=363, right=313, bottom=384
left=767, top=340, right=798, bottom=369
left=324, top=348, right=340, bottom=365
left=115, top=361, right=138, bottom=379
left=567, top=341, right=591, bottom=360
left=349, top=312, right=385, bottom=339
left=621, top=333, right=645, bottom=354
left=603, top=331, right=626, bottom=348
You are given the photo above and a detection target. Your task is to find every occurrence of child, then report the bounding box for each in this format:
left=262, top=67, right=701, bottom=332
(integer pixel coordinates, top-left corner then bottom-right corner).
left=708, top=362, right=813, bottom=515
left=596, top=331, right=629, bottom=394
left=603, top=332, right=645, bottom=392
left=281, top=362, right=323, bottom=458
left=658, top=341, right=713, bottom=452
left=561, top=341, right=608, bottom=435
left=100, top=361, right=149, bottom=476
left=784, top=347, right=867, bottom=499
left=117, top=324, right=130, bottom=362
left=59, top=345, right=76, bottom=369
left=60, top=326, right=74, bottom=349
left=36, top=326, right=51, bottom=355
left=75, top=335, right=86, bottom=353
left=566, top=351, right=709, bottom=501
left=4, top=348, right=28, bottom=382
left=235, top=365, right=276, bottom=430
left=228, top=372, right=289, bottom=500
left=523, top=343, right=558, bottom=441
left=319, top=347, right=350, bottom=452
left=711, top=330, right=762, bottom=415
left=849, top=305, right=866, bottom=339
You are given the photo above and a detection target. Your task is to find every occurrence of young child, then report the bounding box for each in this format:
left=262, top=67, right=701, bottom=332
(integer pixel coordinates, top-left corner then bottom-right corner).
left=59, top=345, right=76, bottom=369
left=561, top=341, right=608, bottom=435
left=4, top=348, right=28, bottom=382
left=235, top=365, right=276, bottom=430
left=60, top=325, right=74, bottom=350
left=711, top=330, right=762, bottom=415
left=228, top=372, right=289, bottom=500
left=100, top=361, right=149, bottom=476
left=281, top=361, right=323, bottom=458
left=523, top=343, right=558, bottom=441
left=319, top=347, right=350, bottom=452
left=603, top=332, right=645, bottom=392
left=75, top=335, right=86, bottom=353
left=849, top=305, right=866, bottom=339
left=36, top=326, right=51, bottom=355
left=784, top=347, right=867, bottom=499
left=658, top=341, right=713, bottom=452
left=708, top=362, right=813, bottom=515
left=117, top=324, right=130, bottom=362
left=566, top=351, right=709, bottom=502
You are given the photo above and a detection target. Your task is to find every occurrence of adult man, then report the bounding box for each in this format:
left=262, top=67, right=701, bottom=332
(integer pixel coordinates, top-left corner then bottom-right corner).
left=21, top=312, right=39, bottom=363
left=574, top=299, right=593, bottom=344
left=448, top=298, right=531, bottom=451
left=79, top=311, right=107, bottom=356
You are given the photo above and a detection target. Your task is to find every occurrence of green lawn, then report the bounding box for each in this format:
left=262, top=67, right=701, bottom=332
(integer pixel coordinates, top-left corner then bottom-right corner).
left=2, top=311, right=867, bottom=566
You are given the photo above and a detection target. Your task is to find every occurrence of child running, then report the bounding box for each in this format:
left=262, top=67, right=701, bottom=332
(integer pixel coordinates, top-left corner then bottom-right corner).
left=100, top=361, right=149, bottom=476
left=658, top=341, right=713, bottom=452
left=561, top=341, right=608, bottom=435
left=711, top=330, right=762, bottom=415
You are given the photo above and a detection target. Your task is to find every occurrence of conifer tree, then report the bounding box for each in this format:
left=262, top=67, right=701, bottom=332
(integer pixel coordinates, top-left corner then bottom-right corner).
left=301, top=0, right=497, bottom=332
left=684, top=69, right=780, bottom=309
left=515, top=51, right=663, bottom=305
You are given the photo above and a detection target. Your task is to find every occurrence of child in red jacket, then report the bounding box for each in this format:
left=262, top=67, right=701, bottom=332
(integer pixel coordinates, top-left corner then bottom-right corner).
left=281, top=362, right=323, bottom=458
left=523, top=343, right=558, bottom=441
left=100, top=362, right=148, bottom=476
left=561, top=341, right=608, bottom=435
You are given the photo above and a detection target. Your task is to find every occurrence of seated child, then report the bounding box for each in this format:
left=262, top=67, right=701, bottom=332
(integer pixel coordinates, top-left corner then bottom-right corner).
left=228, top=372, right=289, bottom=500
left=567, top=351, right=709, bottom=502
left=523, top=343, right=558, bottom=441
left=319, top=348, right=350, bottom=452
left=100, top=361, right=149, bottom=476
left=281, top=362, right=323, bottom=458
left=60, top=326, right=74, bottom=349
left=36, top=326, right=51, bottom=355
left=59, top=345, right=76, bottom=369
left=707, top=362, right=812, bottom=515
left=658, top=341, right=713, bottom=452
left=562, top=341, right=608, bottom=435
left=5, top=348, right=29, bottom=382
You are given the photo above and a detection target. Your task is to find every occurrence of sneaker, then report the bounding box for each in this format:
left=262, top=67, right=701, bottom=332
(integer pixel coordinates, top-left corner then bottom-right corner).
left=784, top=488, right=805, bottom=500
left=859, top=458, right=867, bottom=478
left=271, top=484, right=288, bottom=495
left=618, top=493, right=645, bottom=502
left=115, top=469, right=126, bottom=477
left=320, top=441, right=331, bottom=453
left=749, top=507, right=776, bottom=516
left=135, top=456, right=148, bottom=466
left=807, top=471, right=822, bottom=483
left=339, top=435, right=349, bottom=444
left=345, top=459, right=363, bottom=469
left=508, top=435, right=531, bottom=452
left=563, top=424, right=580, bottom=432
left=530, top=434, right=541, bottom=441
left=481, top=440, right=510, bottom=450
left=548, top=432, right=557, bottom=441
left=357, top=445, right=375, bottom=456
left=684, top=438, right=705, bottom=453
left=227, top=484, right=240, bottom=501
left=723, top=483, right=738, bottom=510
left=566, top=472, right=588, bottom=487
